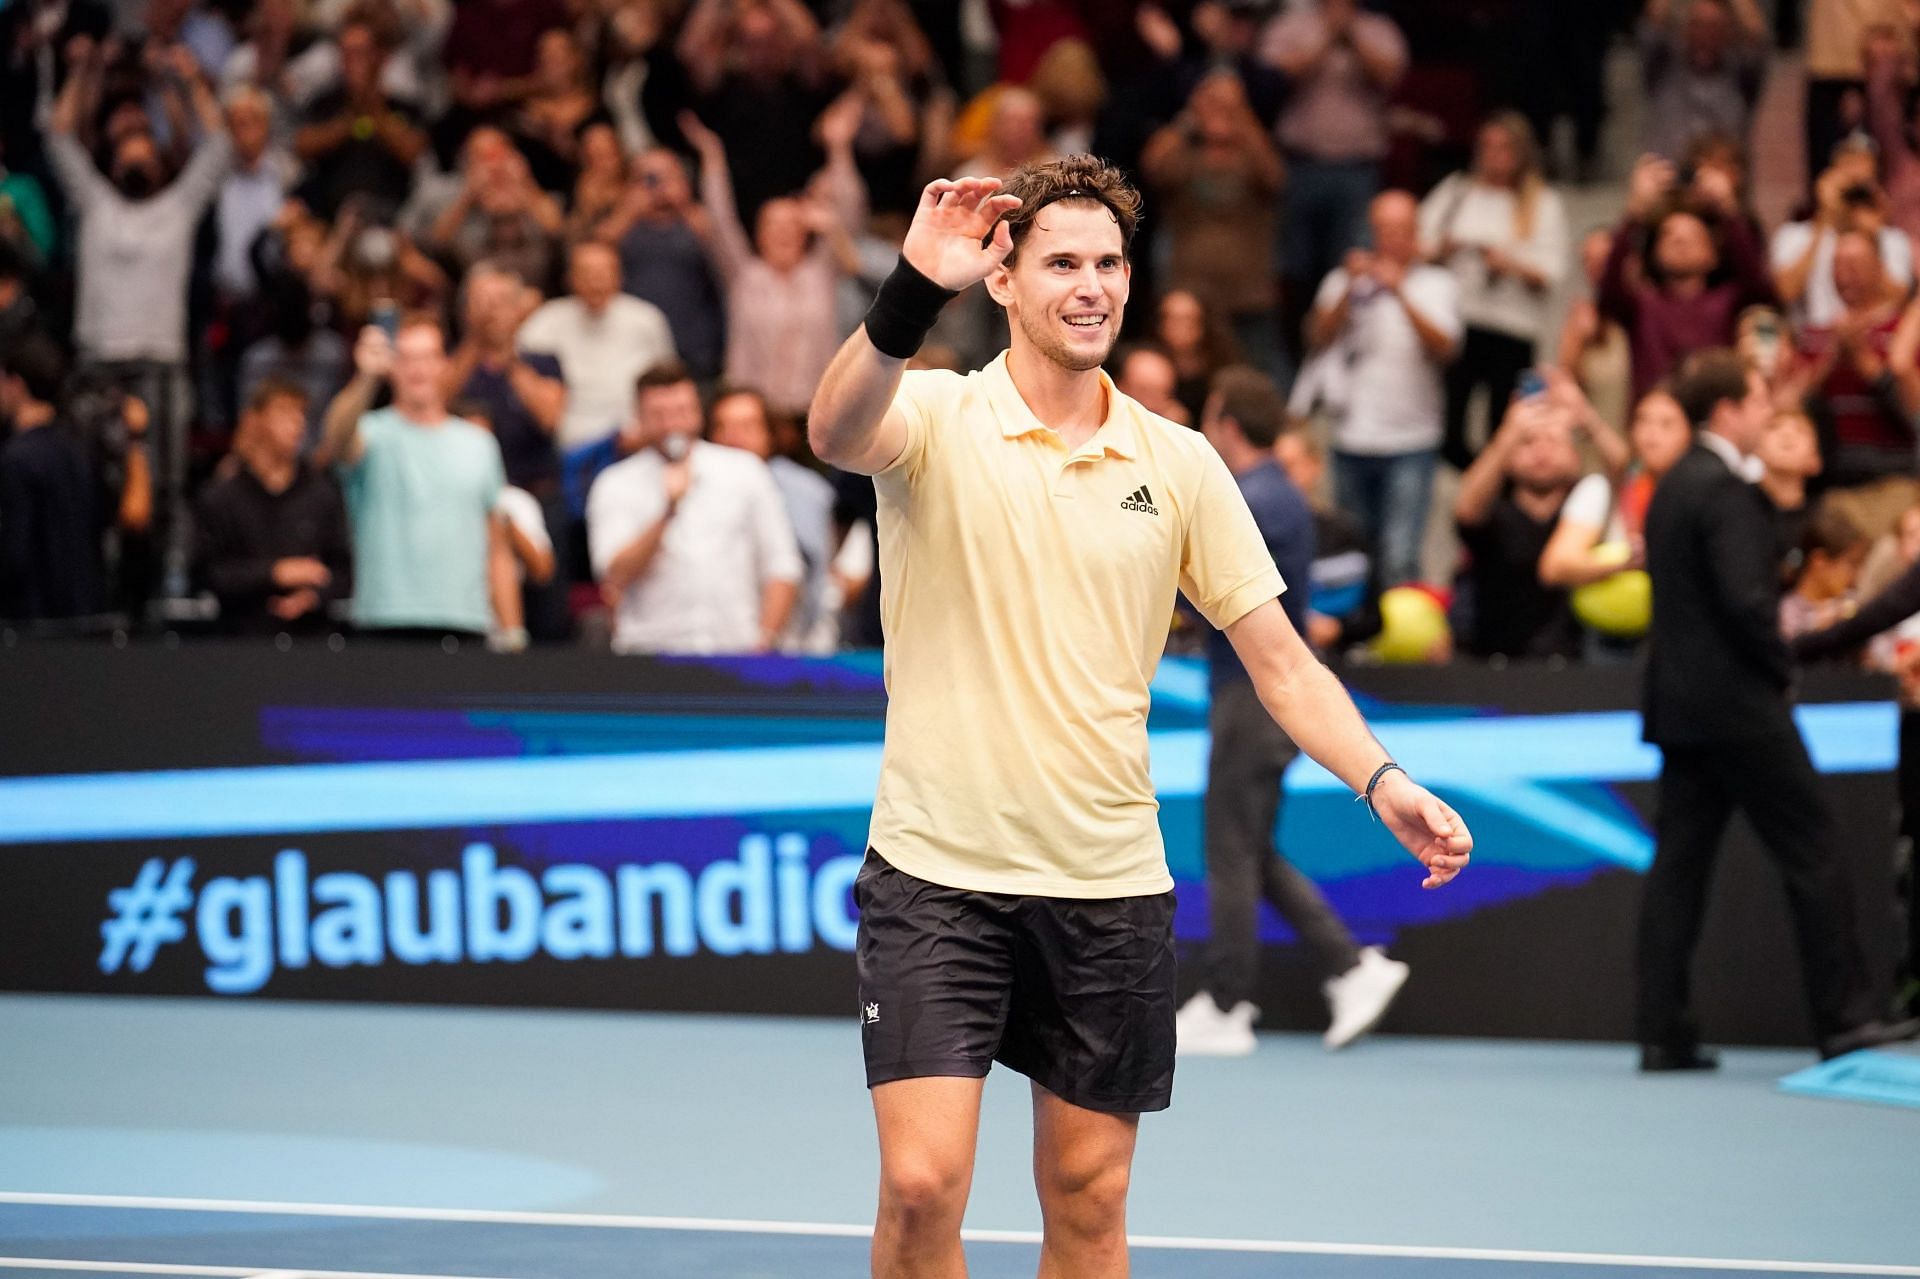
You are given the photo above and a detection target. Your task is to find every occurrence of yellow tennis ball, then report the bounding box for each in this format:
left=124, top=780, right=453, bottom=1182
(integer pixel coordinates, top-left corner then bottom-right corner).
left=1371, top=586, right=1450, bottom=664
left=1572, top=569, right=1652, bottom=639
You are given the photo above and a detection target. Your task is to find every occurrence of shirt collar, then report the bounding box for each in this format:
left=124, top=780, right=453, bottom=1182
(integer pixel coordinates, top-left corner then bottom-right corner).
left=982, top=351, right=1139, bottom=460
left=1697, top=430, right=1764, bottom=483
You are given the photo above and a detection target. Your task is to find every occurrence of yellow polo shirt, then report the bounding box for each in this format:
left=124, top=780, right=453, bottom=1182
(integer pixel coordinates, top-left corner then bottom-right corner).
left=868, top=352, right=1284, bottom=898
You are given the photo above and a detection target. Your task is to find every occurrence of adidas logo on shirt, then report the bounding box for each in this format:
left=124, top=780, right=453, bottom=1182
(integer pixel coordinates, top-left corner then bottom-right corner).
left=1120, top=485, right=1158, bottom=516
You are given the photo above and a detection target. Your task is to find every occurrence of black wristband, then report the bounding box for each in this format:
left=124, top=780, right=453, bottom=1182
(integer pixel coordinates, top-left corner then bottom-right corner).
left=1359, top=762, right=1406, bottom=823
left=863, top=256, right=959, bottom=360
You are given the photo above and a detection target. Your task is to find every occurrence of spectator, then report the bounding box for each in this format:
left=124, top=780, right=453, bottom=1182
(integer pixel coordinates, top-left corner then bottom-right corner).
left=0, top=340, right=110, bottom=621
left=707, top=386, right=838, bottom=652
left=1453, top=394, right=1585, bottom=661
left=0, top=133, right=56, bottom=263
left=1772, top=150, right=1914, bottom=329
left=1601, top=154, right=1773, bottom=399
left=310, top=198, right=449, bottom=335
left=224, top=0, right=451, bottom=116
left=565, top=122, right=628, bottom=245
left=0, top=241, right=50, bottom=363
left=444, top=0, right=570, bottom=120
left=1421, top=113, right=1570, bottom=470
left=513, top=28, right=599, bottom=194
left=1863, top=25, right=1920, bottom=249
left=1140, top=71, right=1286, bottom=384
left=1030, top=38, right=1106, bottom=158
left=1779, top=504, right=1869, bottom=641
left=827, top=0, right=950, bottom=216
left=1259, top=0, right=1407, bottom=360
left=1558, top=228, right=1635, bottom=434
left=518, top=241, right=676, bottom=452
left=1130, top=0, right=1286, bottom=134
left=1154, top=289, right=1241, bottom=429
left=593, top=144, right=727, bottom=381
left=1806, top=0, right=1911, bottom=192
left=1300, top=190, right=1462, bottom=587
left=47, top=37, right=230, bottom=371
left=1796, top=229, right=1911, bottom=489
left=1638, top=0, right=1768, bottom=163
left=194, top=378, right=352, bottom=634
left=681, top=100, right=864, bottom=420
left=1274, top=420, right=1382, bottom=654
left=237, top=276, right=351, bottom=454
left=598, top=0, right=676, bottom=158
left=586, top=361, right=802, bottom=655
left=677, top=0, right=831, bottom=227
left=1757, top=408, right=1826, bottom=581
left=447, top=263, right=566, bottom=494
left=319, top=316, right=512, bottom=641
left=950, top=85, right=1054, bottom=179
left=1541, top=384, right=1693, bottom=592
left=448, top=395, right=557, bottom=651
left=212, top=86, right=294, bottom=302
left=424, top=127, right=562, bottom=291
left=291, top=17, right=426, bottom=222
left=1114, top=343, right=1191, bottom=427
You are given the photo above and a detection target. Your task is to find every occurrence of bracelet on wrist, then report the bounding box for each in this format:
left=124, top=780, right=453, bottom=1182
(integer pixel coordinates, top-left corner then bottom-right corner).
left=1357, top=762, right=1406, bottom=823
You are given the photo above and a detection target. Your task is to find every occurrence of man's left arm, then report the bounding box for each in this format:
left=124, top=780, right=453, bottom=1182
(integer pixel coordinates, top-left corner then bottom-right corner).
left=749, top=463, right=804, bottom=650
left=1227, top=600, right=1472, bottom=888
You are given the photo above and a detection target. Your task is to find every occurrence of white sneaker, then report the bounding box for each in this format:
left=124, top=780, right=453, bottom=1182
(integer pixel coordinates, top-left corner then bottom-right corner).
left=1175, top=991, right=1258, bottom=1056
left=1322, top=947, right=1410, bottom=1051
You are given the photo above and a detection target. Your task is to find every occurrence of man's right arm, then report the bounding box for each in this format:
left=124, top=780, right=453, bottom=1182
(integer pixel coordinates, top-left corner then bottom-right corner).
left=316, top=327, right=391, bottom=468
left=808, top=177, right=1019, bottom=476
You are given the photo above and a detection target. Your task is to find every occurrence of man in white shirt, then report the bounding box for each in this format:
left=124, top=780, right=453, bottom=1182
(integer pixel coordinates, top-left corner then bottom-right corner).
left=1304, top=189, right=1462, bottom=586
left=706, top=387, right=839, bottom=652
left=587, top=361, right=802, bottom=654
left=1770, top=156, right=1915, bottom=328
left=519, top=241, right=678, bottom=450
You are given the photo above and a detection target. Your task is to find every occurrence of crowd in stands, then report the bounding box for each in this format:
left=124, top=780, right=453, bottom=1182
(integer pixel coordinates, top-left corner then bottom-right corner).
left=1, top=0, right=1918, bottom=677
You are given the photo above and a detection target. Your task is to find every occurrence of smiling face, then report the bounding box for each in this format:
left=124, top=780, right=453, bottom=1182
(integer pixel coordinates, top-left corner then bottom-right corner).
left=755, top=197, right=810, bottom=271
left=988, top=201, right=1130, bottom=374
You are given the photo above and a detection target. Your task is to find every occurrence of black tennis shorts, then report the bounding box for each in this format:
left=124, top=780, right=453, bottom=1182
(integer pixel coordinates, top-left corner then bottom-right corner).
left=853, top=848, right=1178, bottom=1113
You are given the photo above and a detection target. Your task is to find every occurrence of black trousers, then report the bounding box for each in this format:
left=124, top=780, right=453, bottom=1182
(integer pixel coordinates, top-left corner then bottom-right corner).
left=1637, top=731, right=1873, bottom=1049
left=1899, top=711, right=1920, bottom=998
left=1200, top=680, right=1362, bottom=1010
left=1442, top=327, right=1534, bottom=471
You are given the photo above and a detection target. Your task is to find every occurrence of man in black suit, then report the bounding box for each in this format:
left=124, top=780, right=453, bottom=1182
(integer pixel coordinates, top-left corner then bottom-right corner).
left=1638, top=347, right=1916, bottom=1070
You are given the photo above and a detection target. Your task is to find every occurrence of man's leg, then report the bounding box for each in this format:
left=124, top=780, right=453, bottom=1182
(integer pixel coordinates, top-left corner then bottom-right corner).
left=1201, top=680, right=1285, bottom=1011
left=1635, top=747, right=1734, bottom=1050
left=1718, top=733, right=1877, bottom=1043
left=1031, top=1082, right=1140, bottom=1279
left=1377, top=450, right=1437, bottom=587
left=871, top=1076, right=986, bottom=1279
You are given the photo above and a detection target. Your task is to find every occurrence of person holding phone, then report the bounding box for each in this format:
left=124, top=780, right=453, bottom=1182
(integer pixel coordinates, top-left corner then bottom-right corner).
left=1453, top=382, right=1588, bottom=660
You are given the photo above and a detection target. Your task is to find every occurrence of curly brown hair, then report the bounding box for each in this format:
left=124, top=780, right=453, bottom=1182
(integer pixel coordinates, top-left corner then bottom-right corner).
left=996, top=155, right=1142, bottom=267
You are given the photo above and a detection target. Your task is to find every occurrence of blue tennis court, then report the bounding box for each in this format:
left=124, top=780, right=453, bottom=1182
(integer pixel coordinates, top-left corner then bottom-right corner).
left=3, top=996, right=1915, bottom=1279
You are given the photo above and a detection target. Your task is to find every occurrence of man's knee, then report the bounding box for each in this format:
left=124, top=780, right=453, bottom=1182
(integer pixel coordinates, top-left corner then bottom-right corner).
left=1037, top=1150, right=1132, bottom=1236
left=879, top=1156, right=971, bottom=1226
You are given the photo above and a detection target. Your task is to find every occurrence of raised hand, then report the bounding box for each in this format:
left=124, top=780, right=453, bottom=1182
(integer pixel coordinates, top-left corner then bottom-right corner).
left=677, top=109, right=724, bottom=160
left=901, top=178, right=1022, bottom=292
left=1370, top=774, right=1473, bottom=889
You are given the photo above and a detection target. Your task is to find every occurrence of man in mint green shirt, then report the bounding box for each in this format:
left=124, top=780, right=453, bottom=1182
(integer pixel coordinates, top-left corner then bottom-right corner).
left=319, top=316, right=508, bottom=638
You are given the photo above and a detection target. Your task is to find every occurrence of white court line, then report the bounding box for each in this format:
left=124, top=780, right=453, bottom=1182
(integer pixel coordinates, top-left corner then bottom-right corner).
left=0, top=1192, right=1916, bottom=1276
left=0, top=1260, right=512, bottom=1279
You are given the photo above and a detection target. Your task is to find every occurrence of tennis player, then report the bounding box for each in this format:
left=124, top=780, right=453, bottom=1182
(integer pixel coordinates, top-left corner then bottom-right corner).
left=808, top=156, right=1473, bottom=1278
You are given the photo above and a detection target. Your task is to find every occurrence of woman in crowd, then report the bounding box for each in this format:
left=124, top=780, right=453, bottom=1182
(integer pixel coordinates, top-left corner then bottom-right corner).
left=1142, top=70, right=1287, bottom=385
left=1421, top=113, right=1569, bottom=469
left=1558, top=228, right=1634, bottom=433
left=1539, top=381, right=1690, bottom=590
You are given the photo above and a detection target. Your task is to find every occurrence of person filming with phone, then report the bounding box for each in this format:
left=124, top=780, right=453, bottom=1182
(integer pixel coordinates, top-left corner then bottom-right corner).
left=1453, top=371, right=1591, bottom=661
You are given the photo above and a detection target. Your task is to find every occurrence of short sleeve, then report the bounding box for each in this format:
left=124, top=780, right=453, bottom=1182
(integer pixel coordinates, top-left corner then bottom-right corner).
left=1313, top=268, right=1351, bottom=312
left=1769, top=222, right=1816, bottom=271
left=1559, top=472, right=1613, bottom=530
left=1884, top=228, right=1915, bottom=285
left=523, top=351, right=564, bottom=382
left=495, top=486, right=553, bottom=555
left=748, top=461, right=805, bottom=584
left=1179, top=446, right=1286, bottom=630
left=339, top=409, right=394, bottom=475
left=516, top=304, right=559, bottom=354
left=1409, top=269, right=1464, bottom=343
left=876, top=369, right=961, bottom=481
